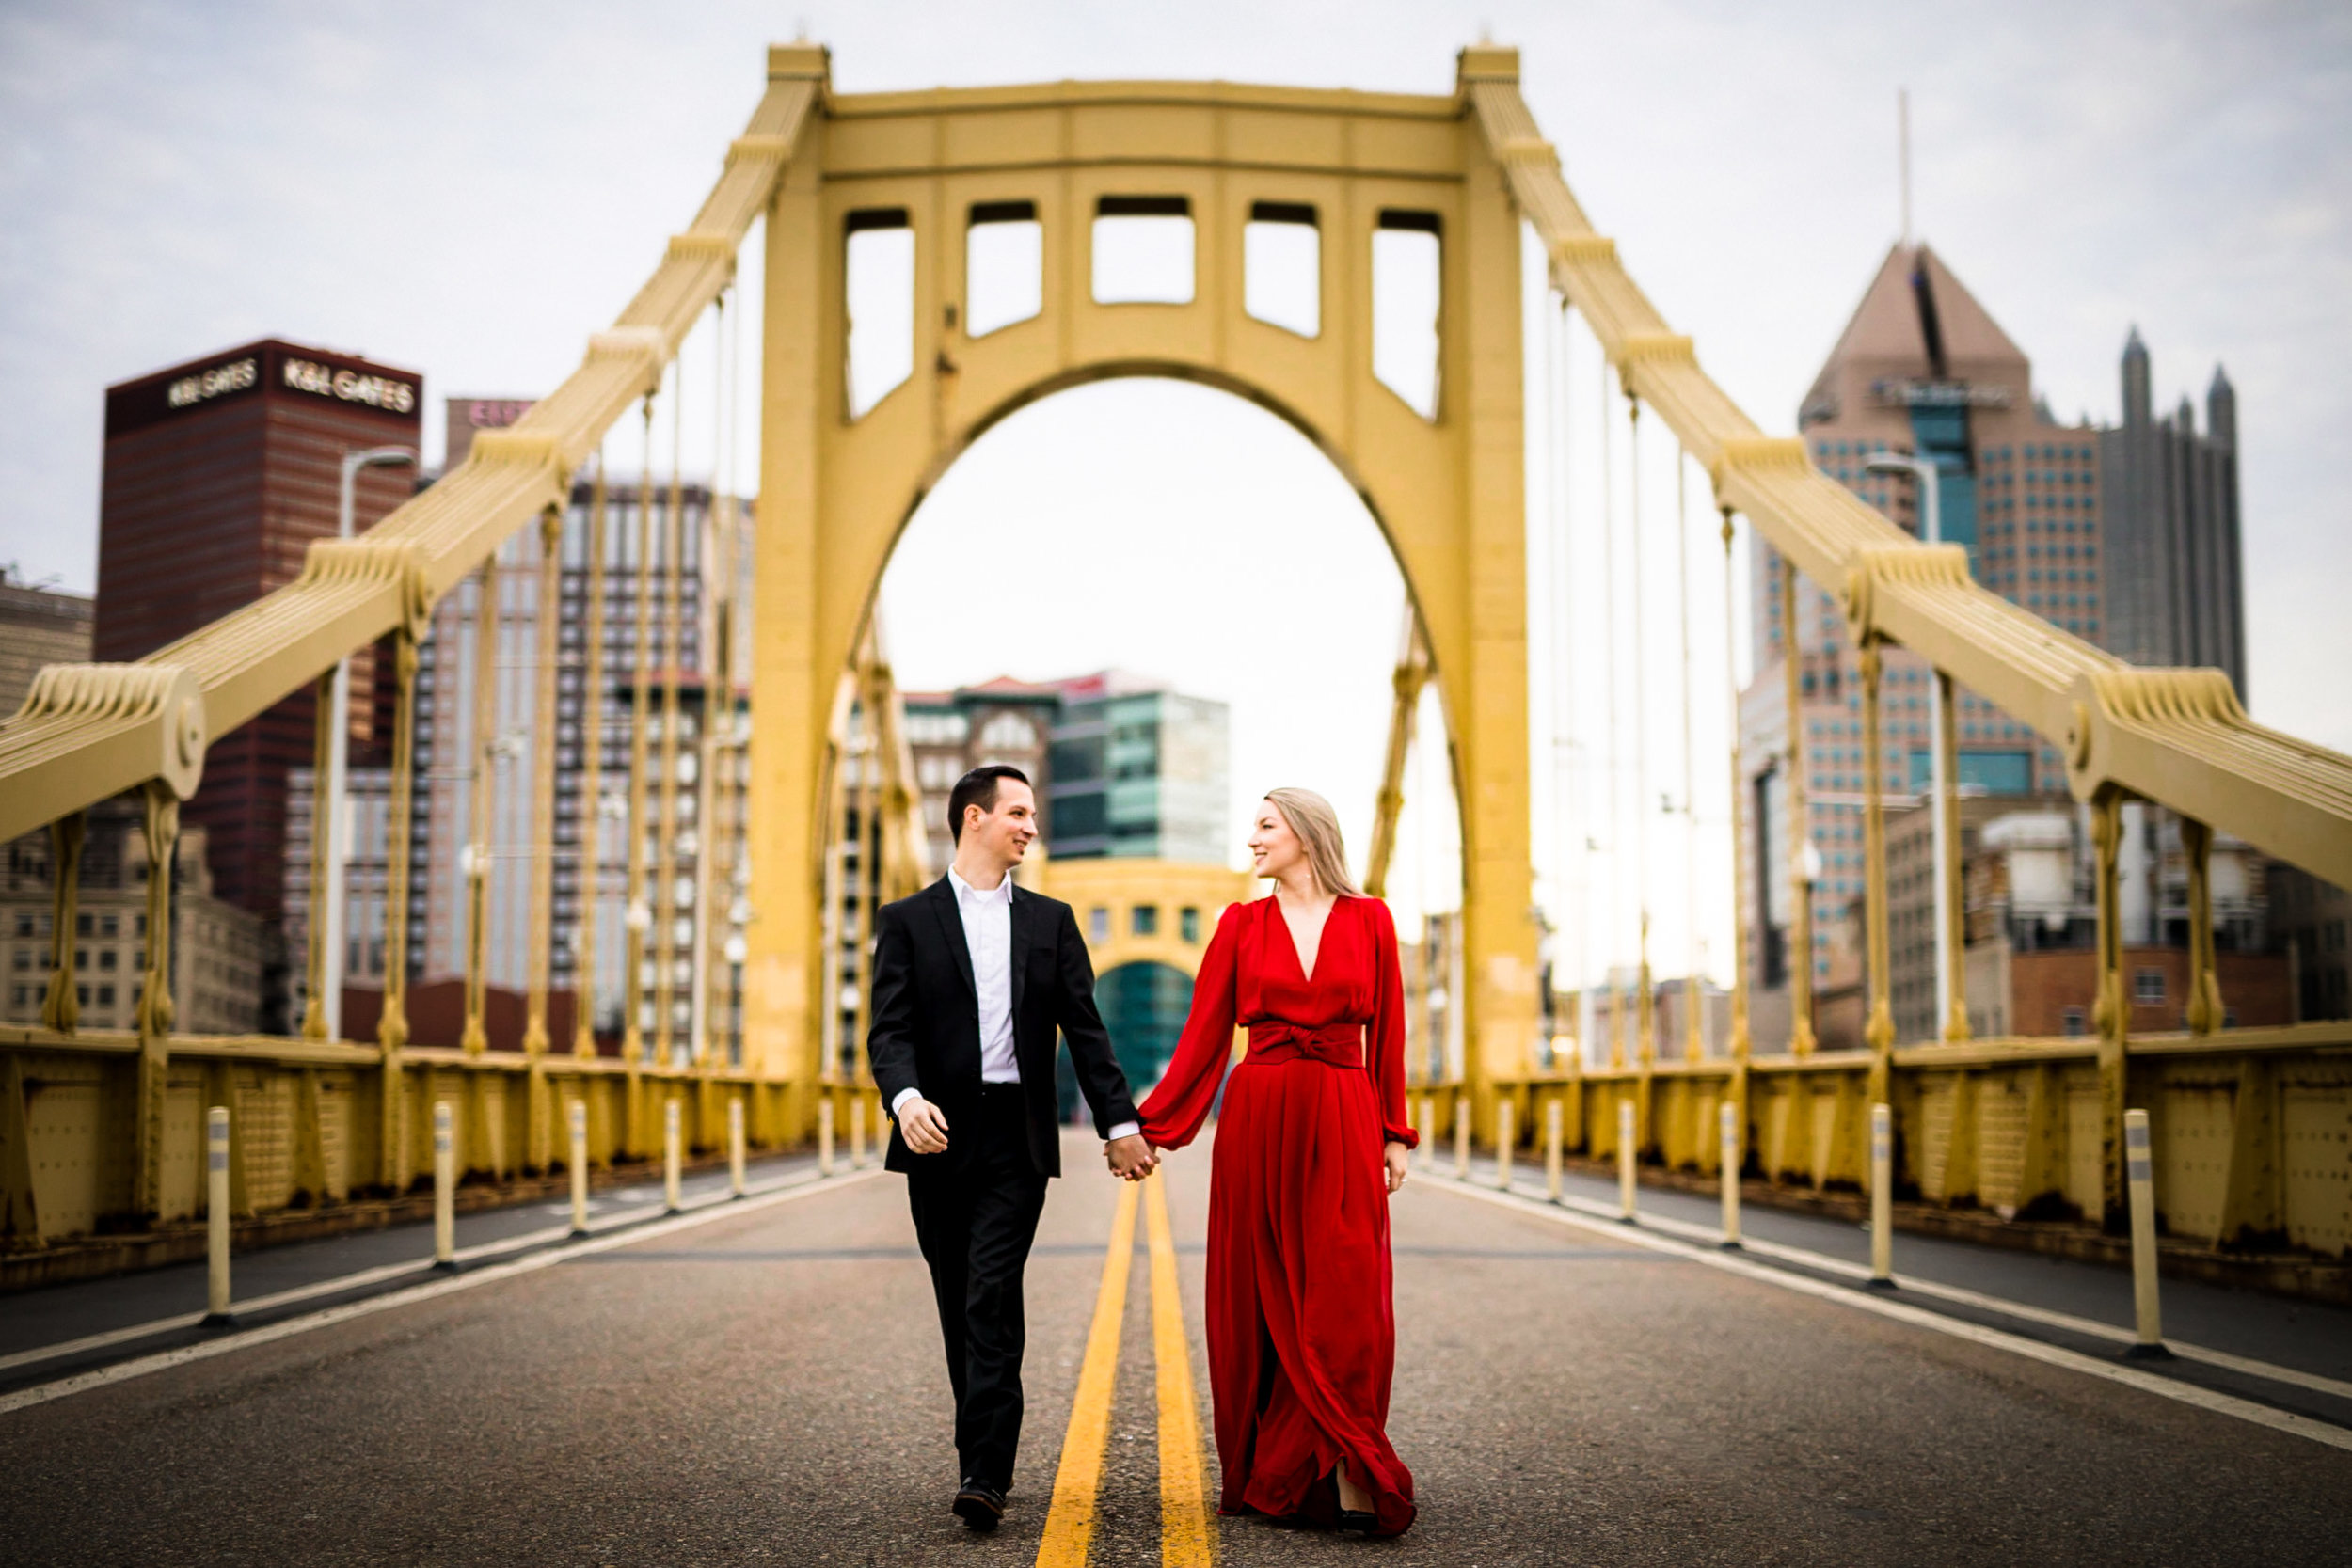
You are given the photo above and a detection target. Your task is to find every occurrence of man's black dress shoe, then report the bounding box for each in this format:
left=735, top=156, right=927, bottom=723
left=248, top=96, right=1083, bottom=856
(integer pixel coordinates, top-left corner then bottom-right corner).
left=952, top=1478, right=1008, bottom=1530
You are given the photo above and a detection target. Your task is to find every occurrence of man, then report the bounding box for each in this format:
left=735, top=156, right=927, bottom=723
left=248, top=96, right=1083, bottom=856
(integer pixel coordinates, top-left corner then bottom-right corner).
left=867, top=764, right=1159, bottom=1530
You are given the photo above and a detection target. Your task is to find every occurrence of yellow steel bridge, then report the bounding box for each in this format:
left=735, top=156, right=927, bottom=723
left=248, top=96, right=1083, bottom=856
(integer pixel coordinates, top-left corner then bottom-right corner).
left=2, top=42, right=2346, bottom=1289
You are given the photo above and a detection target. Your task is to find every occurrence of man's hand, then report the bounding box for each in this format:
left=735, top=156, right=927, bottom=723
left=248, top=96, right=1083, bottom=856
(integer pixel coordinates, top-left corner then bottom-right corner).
left=898, top=1096, right=950, bottom=1156
left=1105, top=1133, right=1158, bottom=1181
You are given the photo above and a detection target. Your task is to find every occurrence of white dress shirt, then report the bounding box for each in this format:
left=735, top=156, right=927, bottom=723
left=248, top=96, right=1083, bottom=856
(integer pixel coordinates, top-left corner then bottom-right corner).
left=893, top=866, right=1139, bottom=1144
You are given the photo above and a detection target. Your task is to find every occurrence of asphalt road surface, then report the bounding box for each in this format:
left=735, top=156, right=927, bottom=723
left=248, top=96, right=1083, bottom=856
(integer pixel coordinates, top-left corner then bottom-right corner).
left=3, top=1127, right=2348, bottom=1566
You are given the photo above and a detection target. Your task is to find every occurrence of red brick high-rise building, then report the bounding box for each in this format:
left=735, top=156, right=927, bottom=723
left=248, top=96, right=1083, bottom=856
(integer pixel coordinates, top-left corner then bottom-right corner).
left=96, top=341, right=422, bottom=965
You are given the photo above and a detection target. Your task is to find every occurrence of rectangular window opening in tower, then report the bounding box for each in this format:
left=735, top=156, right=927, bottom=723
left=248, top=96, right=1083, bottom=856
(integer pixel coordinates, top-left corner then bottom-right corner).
left=965, top=199, right=1041, bottom=338
left=1372, top=210, right=1442, bottom=420
left=1245, top=200, right=1319, bottom=339
left=1092, top=195, right=1194, bottom=306
left=845, top=208, right=914, bottom=420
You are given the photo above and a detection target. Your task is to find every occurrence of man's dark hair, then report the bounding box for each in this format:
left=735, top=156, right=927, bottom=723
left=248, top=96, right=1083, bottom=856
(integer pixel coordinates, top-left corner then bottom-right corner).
left=948, top=765, right=1031, bottom=843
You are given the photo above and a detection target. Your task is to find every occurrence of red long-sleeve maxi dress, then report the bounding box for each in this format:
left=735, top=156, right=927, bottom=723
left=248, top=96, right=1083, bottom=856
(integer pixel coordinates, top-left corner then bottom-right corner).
left=1136, top=895, right=1419, bottom=1536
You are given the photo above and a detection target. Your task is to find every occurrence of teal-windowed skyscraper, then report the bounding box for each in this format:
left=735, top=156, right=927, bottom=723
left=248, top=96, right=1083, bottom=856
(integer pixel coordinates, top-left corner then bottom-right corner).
left=1044, top=671, right=1230, bottom=863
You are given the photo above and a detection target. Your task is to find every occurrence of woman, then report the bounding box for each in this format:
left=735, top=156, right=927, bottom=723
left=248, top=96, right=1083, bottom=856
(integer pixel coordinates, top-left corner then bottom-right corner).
left=1137, top=787, right=1417, bottom=1537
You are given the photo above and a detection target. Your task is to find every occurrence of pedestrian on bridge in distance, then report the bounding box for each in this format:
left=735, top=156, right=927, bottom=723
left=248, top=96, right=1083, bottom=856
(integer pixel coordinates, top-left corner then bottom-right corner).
left=1138, top=787, right=1419, bottom=1537
left=867, top=764, right=1161, bottom=1531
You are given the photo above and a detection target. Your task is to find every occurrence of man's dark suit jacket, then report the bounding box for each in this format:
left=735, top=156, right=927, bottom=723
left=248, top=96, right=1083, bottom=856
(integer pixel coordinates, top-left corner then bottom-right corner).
left=867, top=874, right=1139, bottom=1180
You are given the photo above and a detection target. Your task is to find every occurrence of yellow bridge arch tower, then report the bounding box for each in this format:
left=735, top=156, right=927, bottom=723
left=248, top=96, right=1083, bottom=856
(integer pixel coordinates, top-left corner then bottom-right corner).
left=751, top=45, right=1546, bottom=1119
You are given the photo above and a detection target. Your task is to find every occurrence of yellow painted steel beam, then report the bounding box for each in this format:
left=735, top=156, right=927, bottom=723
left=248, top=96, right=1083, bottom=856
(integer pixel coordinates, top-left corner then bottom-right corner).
left=1365, top=612, right=1434, bottom=900
left=1459, top=55, right=2352, bottom=889
left=0, top=46, right=828, bottom=843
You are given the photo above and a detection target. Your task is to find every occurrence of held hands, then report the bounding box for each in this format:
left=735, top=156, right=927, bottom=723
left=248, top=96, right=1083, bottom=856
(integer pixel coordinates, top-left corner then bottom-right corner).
left=898, top=1097, right=951, bottom=1155
left=1384, top=1140, right=1410, bottom=1195
left=1105, top=1133, right=1159, bottom=1181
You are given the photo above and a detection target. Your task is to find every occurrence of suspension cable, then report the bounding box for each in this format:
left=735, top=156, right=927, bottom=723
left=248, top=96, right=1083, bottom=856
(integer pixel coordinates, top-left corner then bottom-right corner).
left=1629, top=387, right=1652, bottom=1071
left=1677, top=448, right=1702, bottom=1060
left=1550, top=294, right=1581, bottom=1066
left=1597, top=351, right=1621, bottom=1069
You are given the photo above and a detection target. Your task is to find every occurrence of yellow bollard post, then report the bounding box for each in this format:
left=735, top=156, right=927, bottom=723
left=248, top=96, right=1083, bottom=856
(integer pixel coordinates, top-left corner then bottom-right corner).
left=850, top=1093, right=867, bottom=1170
left=1452, top=1093, right=1470, bottom=1180
left=1616, top=1100, right=1637, bottom=1224
left=2124, top=1109, right=2169, bottom=1358
left=663, top=1098, right=682, bottom=1213
left=1545, top=1095, right=1564, bottom=1203
left=1718, top=1101, right=1741, bottom=1250
left=432, top=1101, right=455, bottom=1271
left=568, top=1100, right=589, bottom=1237
left=728, top=1095, right=746, bottom=1199
left=1418, top=1094, right=1436, bottom=1171
left=1867, top=1102, right=1894, bottom=1288
left=818, top=1094, right=835, bottom=1177
left=204, top=1106, right=231, bottom=1323
left=1495, top=1097, right=1516, bottom=1191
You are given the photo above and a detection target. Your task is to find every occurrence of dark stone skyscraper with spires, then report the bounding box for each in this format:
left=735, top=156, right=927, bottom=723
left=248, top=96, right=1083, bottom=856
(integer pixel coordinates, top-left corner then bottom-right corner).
left=2099, top=331, right=2246, bottom=693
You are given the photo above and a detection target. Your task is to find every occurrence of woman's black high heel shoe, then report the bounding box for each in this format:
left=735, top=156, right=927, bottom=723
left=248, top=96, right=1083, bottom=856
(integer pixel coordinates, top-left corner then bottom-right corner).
left=1336, top=1507, right=1378, bottom=1534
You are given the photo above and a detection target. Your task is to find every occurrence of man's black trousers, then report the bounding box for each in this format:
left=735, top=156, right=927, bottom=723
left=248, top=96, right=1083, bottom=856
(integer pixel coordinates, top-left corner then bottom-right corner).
left=906, top=1082, right=1049, bottom=1492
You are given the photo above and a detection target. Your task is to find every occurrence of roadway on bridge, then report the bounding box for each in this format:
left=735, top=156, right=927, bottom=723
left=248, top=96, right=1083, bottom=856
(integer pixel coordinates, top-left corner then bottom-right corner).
left=3, top=1130, right=2348, bottom=1565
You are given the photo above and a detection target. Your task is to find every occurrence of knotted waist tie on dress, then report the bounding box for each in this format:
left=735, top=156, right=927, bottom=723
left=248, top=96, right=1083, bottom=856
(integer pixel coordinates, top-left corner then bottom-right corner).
left=1245, top=1022, right=1367, bottom=1069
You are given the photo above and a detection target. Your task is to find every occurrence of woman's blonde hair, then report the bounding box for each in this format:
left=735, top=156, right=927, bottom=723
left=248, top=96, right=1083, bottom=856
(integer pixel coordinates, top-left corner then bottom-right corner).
left=1263, top=787, right=1364, bottom=898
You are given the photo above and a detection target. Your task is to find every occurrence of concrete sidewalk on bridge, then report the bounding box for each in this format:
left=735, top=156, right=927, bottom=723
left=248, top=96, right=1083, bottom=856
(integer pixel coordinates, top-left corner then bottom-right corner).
left=0, top=1149, right=824, bottom=1388
left=1455, top=1151, right=2352, bottom=1391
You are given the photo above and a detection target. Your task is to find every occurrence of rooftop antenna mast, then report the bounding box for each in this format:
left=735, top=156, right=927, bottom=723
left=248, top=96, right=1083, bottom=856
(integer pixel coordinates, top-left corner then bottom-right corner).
left=1899, top=87, right=1913, bottom=246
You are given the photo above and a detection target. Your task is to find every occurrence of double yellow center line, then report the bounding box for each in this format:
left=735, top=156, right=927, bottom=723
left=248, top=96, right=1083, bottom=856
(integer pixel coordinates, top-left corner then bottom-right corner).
left=1035, top=1171, right=1212, bottom=1567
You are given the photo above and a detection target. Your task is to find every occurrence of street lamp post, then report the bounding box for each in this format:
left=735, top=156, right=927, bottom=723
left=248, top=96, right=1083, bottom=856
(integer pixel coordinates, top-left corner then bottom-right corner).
left=322, top=445, right=417, bottom=1039
left=1864, top=452, right=1963, bottom=1041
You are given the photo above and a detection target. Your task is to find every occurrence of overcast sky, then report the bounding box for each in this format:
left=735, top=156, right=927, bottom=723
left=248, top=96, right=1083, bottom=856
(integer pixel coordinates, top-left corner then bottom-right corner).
left=3, top=1, right=2346, bottom=988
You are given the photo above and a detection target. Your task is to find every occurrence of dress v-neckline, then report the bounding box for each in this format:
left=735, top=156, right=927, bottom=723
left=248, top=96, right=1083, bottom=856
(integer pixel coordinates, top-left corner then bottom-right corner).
left=1275, top=895, right=1337, bottom=985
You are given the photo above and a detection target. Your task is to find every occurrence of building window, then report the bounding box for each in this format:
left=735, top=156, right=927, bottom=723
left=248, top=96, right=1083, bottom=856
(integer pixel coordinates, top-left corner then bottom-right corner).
left=978, top=711, right=1037, bottom=752
left=1089, top=907, right=1110, bottom=944
left=1181, top=906, right=1201, bottom=944
left=2062, top=1006, right=2086, bottom=1037
left=1132, top=905, right=1159, bottom=938
left=97, top=985, right=114, bottom=1007
left=2134, top=968, right=2166, bottom=1006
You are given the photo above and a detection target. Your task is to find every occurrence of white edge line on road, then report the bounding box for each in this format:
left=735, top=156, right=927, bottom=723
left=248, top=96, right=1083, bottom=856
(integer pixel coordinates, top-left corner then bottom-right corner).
left=1523, top=1178, right=2352, bottom=1406
left=0, top=1167, right=889, bottom=1418
left=1421, top=1173, right=2352, bottom=1456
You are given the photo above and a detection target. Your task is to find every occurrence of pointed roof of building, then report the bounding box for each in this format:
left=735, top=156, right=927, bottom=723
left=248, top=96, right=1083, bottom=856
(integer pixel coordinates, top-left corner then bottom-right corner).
left=957, top=674, right=1064, bottom=702
left=1801, top=242, right=2031, bottom=425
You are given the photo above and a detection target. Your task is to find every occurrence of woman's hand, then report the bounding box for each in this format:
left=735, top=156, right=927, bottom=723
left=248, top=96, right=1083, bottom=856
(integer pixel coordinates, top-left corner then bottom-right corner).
left=1383, top=1140, right=1410, bottom=1195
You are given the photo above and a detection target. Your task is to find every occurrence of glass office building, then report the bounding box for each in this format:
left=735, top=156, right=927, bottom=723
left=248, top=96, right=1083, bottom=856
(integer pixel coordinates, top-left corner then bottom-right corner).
left=1045, top=672, right=1230, bottom=864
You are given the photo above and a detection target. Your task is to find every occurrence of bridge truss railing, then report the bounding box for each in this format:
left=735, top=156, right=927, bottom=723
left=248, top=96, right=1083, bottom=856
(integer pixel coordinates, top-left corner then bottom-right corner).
left=1408, top=1017, right=2352, bottom=1300
left=0, top=48, right=834, bottom=1255
left=1453, top=49, right=2352, bottom=1254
